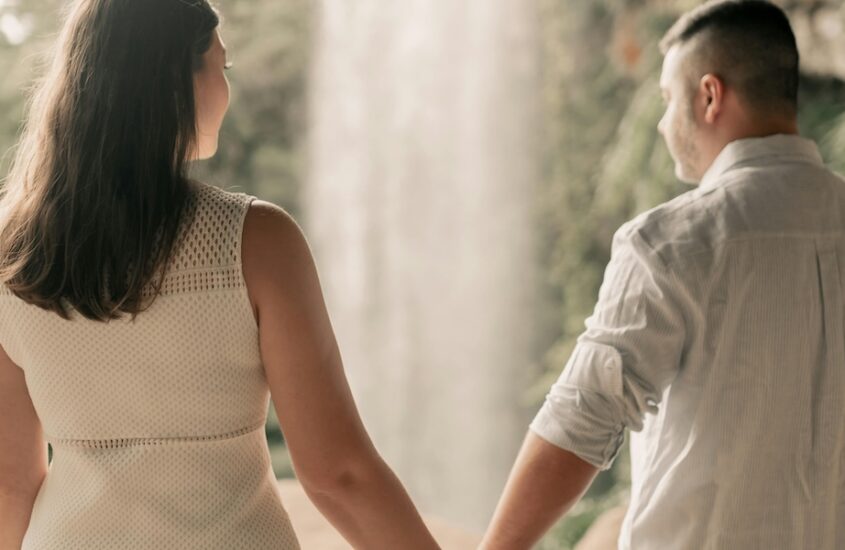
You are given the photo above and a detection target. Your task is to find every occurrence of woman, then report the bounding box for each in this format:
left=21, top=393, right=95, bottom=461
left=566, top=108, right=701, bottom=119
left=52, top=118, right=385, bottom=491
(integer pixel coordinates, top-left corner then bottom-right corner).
left=0, top=1, right=439, bottom=548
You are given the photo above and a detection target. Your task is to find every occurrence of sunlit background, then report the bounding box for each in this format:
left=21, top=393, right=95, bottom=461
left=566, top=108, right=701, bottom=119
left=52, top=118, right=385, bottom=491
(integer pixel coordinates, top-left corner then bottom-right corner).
left=2, top=1, right=845, bottom=548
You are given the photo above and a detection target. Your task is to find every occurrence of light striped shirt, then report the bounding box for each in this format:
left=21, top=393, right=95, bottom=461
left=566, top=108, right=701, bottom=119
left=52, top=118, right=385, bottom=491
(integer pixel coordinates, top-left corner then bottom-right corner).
left=530, top=134, right=845, bottom=549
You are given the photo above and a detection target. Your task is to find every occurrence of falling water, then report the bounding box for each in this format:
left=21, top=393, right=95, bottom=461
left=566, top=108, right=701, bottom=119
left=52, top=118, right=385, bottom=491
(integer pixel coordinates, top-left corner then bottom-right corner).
left=306, top=0, right=540, bottom=529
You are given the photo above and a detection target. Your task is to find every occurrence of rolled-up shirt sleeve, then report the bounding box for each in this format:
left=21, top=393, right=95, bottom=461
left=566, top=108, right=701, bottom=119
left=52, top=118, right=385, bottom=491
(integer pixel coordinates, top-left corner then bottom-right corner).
left=530, top=223, right=689, bottom=470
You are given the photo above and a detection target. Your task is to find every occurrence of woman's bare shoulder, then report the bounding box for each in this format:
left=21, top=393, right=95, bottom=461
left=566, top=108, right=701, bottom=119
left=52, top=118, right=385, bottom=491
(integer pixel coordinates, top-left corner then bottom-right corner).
left=241, top=199, right=316, bottom=319
left=243, top=199, right=301, bottom=241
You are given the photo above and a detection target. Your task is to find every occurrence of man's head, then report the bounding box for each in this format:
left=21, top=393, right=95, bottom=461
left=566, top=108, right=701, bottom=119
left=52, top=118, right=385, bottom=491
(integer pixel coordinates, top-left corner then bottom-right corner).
left=657, top=0, right=800, bottom=183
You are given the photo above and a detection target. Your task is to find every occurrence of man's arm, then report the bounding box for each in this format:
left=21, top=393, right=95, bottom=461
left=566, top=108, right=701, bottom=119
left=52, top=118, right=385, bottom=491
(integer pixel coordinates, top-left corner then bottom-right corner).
left=480, top=432, right=599, bottom=550
left=0, top=344, right=48, bottom=550
left=480, top=225, right=691, bottom=549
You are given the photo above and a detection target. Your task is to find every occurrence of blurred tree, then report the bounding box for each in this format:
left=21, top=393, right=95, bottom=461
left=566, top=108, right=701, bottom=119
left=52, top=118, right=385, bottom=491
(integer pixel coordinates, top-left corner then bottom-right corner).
left=193, top=0, right=312, bottom=216
left=0, top=0, right=62, bottom=175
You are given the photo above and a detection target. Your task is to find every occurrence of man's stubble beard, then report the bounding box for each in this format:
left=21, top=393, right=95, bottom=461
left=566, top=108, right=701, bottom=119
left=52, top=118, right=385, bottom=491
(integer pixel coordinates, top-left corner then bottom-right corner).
left=671, top=99, right=703, bottom=184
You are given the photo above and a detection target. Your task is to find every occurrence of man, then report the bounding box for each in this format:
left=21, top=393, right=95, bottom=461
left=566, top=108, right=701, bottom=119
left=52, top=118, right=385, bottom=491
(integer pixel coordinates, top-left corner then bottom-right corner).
left=481, top=1, right=845, bottom=548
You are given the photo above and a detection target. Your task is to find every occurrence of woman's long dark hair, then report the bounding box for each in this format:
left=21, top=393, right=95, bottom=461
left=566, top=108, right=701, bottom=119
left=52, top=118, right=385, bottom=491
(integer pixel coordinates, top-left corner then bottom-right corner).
left=0, top=0, right=219, bottom=322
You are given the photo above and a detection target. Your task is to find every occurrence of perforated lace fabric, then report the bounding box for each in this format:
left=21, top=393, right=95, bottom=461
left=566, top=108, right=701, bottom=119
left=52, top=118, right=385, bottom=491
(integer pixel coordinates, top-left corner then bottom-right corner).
left=0, top=182, right=301, bottom=549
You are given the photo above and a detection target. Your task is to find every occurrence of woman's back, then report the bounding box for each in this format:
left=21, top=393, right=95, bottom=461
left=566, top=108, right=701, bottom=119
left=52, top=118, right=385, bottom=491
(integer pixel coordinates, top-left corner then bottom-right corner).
left=0, top=182, right=300, bottom=549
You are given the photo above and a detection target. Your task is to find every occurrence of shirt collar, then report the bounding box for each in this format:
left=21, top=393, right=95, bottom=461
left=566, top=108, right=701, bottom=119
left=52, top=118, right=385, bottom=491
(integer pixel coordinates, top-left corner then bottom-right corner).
left=698, top=134, right=824, bottom=192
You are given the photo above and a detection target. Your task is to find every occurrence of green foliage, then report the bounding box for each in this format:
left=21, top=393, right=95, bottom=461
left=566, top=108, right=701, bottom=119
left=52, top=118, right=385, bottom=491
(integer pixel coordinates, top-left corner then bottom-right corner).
left=0, top=0, right=62, bottom=175
left=804, top=76, right=845, bottom=173
left=193, top=0, right=312, bottom=216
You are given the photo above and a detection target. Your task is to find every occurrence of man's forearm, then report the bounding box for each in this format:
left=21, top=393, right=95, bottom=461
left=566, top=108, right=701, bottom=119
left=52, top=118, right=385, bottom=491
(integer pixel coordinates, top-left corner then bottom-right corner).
left=480, top=431, right=599, bottom=550
left=0, top=488, right=39, bottom=550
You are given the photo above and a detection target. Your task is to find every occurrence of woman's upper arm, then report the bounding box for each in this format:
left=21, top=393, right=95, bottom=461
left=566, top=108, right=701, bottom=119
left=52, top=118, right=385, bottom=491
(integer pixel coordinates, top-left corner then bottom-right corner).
left=0, top=344, right=47, bottom=496
left=241, top=200, right=378, bottom=487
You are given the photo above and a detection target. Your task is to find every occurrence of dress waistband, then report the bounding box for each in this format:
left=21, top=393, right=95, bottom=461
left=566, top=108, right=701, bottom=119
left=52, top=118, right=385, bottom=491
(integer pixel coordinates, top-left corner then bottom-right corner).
left=46, top=422, right=265, bottom=449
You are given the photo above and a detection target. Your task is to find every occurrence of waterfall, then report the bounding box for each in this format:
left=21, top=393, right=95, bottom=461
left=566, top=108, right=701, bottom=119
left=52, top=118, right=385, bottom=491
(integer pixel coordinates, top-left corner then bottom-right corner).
left=306, top=0, right=540, bottom=529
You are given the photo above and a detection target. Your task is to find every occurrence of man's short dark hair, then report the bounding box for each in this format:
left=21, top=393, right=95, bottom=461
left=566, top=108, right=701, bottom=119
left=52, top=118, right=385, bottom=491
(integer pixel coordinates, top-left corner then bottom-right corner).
left=660, top=0, right=799, bottom=111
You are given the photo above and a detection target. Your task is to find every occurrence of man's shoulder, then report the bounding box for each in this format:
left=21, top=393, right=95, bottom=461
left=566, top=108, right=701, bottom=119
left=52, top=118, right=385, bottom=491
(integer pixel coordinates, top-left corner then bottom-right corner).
left=616, top=183, right=732, bottom=268
left=619, top=162, right=845, bottom=268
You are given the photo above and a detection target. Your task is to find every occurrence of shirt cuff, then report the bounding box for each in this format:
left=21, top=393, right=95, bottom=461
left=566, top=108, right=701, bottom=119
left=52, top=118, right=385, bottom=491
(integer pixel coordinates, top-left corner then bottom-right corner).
left=529, top=387, right=626, bottom=471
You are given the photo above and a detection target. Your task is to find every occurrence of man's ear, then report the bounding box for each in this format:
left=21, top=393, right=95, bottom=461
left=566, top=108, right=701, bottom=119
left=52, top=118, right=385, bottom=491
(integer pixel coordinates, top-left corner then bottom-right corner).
left=699, top=74, right=725, bottom=124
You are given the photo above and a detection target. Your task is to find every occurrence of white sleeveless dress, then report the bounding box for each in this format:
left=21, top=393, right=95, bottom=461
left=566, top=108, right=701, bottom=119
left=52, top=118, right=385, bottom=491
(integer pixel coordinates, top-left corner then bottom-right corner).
left=0, top=182, right=301, bottom=549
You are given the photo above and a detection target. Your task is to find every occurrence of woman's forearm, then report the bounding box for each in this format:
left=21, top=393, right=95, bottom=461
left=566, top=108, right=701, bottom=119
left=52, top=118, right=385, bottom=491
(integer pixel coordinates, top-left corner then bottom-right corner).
left=0, top=488, right=39, bottom=550
left=302, top=459, right=440, bottom=550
